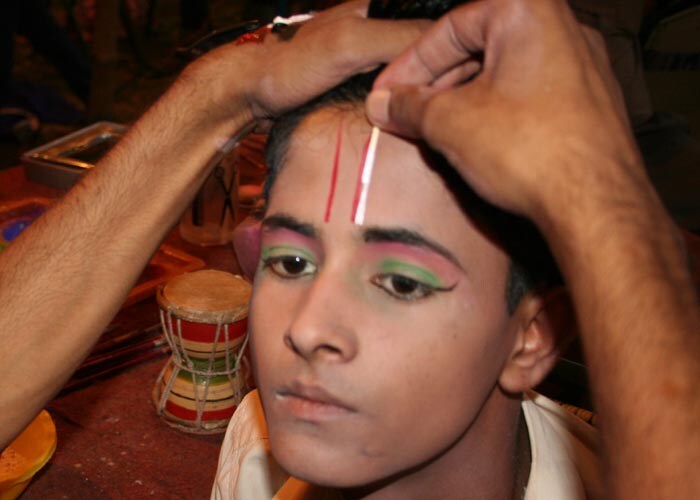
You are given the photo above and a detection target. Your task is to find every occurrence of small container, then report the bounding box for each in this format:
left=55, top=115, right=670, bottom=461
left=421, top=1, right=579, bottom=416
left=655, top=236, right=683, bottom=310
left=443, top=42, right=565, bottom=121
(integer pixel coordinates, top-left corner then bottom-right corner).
left=21, top=122, right=126, bottom=189
left=179, top=149, right=240, bottom=246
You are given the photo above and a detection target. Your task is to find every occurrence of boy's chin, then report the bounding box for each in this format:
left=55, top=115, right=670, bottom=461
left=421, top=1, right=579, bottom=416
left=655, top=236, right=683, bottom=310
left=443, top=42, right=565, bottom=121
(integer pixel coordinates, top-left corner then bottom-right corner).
left=271, top=437, right=386, bottom=489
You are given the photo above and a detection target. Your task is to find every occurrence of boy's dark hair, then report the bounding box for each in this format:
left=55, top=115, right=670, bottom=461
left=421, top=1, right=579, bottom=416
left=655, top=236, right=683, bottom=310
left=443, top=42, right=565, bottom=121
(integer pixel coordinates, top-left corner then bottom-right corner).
left=263, top=72, right=562, bottom=313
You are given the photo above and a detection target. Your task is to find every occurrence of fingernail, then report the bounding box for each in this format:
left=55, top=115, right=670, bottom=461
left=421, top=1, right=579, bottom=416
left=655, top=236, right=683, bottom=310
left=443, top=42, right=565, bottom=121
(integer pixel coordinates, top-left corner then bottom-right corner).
left=366, top=89, right=390, bottom=126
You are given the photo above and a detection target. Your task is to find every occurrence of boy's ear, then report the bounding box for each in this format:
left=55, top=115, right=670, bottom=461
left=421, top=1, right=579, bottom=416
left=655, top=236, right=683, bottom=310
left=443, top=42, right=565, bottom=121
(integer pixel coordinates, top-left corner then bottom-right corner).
left=499, top=288, right=576, bottom=394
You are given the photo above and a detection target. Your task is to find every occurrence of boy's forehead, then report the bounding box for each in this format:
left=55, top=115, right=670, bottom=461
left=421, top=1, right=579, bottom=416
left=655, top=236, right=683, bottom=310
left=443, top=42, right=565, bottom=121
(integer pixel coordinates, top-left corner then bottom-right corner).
left=277, top=109, right=445, bottom=220
left=269, top=107, right=510, bottom=281
left=286, top=108, right=436, bottom=187
left=287, top=107, right=370, bottom=154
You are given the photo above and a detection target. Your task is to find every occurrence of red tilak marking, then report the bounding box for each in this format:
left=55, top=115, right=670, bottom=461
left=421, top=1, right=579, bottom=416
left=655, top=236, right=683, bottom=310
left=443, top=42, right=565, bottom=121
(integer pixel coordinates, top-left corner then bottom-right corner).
left=234, top=26, right=272, bottom=45
left=324, top=119, right=344, bottom=222
left=350, top=134, right=372, bottom=221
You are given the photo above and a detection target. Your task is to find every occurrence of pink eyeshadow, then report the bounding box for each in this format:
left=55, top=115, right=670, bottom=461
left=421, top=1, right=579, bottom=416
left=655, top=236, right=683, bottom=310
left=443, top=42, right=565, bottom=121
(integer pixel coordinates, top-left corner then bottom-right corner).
left=260, top=227, right=320, bottom=254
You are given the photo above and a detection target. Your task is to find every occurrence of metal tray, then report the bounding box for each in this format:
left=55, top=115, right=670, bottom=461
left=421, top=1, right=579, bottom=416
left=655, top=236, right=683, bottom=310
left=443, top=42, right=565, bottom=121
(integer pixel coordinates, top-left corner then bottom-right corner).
left=22, top=121, right=127, bottom=189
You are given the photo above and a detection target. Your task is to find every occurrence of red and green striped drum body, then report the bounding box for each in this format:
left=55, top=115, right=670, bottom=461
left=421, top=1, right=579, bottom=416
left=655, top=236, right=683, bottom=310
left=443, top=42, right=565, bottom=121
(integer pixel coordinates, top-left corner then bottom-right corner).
left=152, top=270, right=253, bottom=434
left=167, top=316, right=248, bottom=358
left=156, top=358, right=251, bottom=424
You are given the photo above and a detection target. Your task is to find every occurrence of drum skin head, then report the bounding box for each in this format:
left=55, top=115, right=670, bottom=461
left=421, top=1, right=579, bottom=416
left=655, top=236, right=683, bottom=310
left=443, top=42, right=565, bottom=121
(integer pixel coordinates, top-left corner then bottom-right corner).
left=158, top=269, right=251, bottom=323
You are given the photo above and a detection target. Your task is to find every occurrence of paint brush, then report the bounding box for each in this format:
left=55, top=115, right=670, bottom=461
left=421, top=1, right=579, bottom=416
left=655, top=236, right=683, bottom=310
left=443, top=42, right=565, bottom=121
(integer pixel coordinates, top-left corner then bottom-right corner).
left=352, top=126, right=380, bottom=225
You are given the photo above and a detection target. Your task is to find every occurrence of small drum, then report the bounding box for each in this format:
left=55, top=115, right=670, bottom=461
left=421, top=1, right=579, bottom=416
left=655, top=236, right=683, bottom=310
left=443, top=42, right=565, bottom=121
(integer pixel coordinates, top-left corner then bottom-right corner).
left=153, top=269, right=252, bottom=433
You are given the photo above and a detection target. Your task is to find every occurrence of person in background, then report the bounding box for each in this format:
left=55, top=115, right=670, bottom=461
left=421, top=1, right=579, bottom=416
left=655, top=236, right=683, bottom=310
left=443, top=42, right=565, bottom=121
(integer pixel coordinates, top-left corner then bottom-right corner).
left=0, top=0, right=91, bottom=141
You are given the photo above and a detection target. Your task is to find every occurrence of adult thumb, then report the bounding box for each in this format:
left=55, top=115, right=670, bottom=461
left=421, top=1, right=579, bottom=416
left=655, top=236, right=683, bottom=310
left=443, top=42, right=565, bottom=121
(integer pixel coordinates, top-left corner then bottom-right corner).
left=366, top=85, right=438, bottom=139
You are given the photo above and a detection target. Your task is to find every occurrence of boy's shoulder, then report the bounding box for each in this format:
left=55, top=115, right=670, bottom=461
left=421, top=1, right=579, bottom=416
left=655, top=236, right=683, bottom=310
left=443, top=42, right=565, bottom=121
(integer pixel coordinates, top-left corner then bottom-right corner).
left=522, top=391, right=603, bottom=500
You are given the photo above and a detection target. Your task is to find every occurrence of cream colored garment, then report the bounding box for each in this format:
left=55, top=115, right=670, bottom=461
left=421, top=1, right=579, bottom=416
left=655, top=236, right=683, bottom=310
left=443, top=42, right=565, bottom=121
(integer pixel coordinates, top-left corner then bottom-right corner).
left=211, top=390, right=601, bottom=500
left=522, top=392, right=602, bottom=500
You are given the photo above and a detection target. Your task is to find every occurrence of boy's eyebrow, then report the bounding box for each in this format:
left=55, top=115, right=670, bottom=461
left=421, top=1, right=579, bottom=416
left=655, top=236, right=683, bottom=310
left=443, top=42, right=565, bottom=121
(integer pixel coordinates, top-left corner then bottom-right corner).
left=261, top=213, right=317, bottom=239
left=362, top=227, right=464, bottom=270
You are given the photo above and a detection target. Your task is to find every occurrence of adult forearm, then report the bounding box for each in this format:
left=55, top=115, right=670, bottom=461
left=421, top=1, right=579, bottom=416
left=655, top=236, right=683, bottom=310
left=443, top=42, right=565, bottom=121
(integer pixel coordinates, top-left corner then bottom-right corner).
left=538, top=154, right=700, bottom=499
left=0, top=59, right=255, bottom=447
left=0, top=0, right=427, bottom=448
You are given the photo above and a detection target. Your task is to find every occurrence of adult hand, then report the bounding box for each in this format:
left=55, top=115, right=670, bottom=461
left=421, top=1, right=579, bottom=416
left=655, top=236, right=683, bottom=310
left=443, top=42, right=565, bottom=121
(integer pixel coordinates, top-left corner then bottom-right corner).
left=365, top=0, right=646, bottom=222
left=183, top=0, right=429, bottom=127
left=366, top=3, right=700, bottom=499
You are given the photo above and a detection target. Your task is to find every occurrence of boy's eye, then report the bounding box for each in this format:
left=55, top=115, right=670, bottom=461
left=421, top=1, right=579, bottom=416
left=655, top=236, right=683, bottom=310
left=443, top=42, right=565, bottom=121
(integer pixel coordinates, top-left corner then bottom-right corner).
left=264, top=256, right=317, bottom=279
left=371, top=274, right=436, bottom=301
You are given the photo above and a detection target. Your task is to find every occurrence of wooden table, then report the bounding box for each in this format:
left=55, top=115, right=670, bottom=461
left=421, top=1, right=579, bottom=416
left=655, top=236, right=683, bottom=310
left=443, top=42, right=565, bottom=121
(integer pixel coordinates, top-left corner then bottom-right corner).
left=2, top=166, right=241, bottom=498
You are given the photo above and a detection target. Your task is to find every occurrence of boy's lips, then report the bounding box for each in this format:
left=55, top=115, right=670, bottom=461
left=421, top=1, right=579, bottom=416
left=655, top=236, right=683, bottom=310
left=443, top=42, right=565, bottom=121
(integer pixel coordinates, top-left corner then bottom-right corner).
left=274, top=381, right=357, bottom=420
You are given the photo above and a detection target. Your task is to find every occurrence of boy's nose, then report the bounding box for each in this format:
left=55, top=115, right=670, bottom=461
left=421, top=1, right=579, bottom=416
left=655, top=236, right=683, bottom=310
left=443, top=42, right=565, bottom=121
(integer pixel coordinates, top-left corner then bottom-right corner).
left=284, top=273, right=358, bottom=364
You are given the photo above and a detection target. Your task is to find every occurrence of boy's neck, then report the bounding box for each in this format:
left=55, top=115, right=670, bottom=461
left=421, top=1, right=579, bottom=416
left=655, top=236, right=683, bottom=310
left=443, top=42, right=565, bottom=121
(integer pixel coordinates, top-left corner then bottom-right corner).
left=342, top=388, right=530, bottom=500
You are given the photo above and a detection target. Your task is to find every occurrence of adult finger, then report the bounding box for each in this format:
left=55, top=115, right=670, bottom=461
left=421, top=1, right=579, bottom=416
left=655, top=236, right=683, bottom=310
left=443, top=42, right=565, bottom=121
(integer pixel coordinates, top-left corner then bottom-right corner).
left=250, top=17, right=431, bottom=117
left=373, top=1, right=489, bottom=89
left=366, top=84, right=437, bottom=137
left=322, top=0, right=369, bottom=20
left=367, top=78, right=485, bottom=146
left=366, top=81, right=508, bottom=209
left=267, top=17, right=432, bottom=76
left=432, top=59, right=482, bottom=89
left=333, top=18, right=434, bottom=73
left=301, top=0, right=370, bottom=29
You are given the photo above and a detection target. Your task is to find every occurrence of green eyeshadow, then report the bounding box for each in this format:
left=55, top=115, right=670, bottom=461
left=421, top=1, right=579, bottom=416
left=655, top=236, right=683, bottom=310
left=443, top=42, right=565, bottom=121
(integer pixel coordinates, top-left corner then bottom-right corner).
left=260, top=245, right=316, bottom=262
left=378, top=259, right=444, bottom=288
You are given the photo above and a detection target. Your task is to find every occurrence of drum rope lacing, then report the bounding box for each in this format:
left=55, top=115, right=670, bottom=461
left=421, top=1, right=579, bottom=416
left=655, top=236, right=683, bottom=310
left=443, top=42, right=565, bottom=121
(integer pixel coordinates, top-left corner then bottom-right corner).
left=155, top=309, right=251, bottom=427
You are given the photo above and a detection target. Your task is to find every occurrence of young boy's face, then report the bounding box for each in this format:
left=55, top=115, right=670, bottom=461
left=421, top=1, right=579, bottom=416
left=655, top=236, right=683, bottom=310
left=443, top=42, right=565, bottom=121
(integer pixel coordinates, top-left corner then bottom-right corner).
left=249, top=108, right=518, bottom=488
